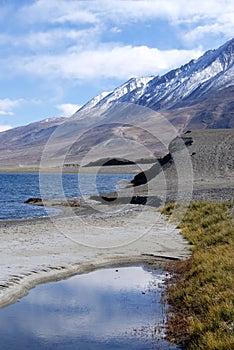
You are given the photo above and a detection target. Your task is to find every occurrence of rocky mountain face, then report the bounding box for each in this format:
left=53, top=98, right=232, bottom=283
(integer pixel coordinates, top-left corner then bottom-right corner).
left=0, top=38, right=233, bottom=168
left=78, top=38, right=234, bottom=114
left=79, top=77, right=154, bottom=112
left=0, top=117, right=66, bottom=150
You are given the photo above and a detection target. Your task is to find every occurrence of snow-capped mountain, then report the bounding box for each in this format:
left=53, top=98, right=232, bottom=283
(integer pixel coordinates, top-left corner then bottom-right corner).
left=79, top=91, right=111, bottom=111
left=0, top=38, right=233, bottom=168
left=77, top=38, right=234, bottom=113
left=79, top=76, right=154, bottom=112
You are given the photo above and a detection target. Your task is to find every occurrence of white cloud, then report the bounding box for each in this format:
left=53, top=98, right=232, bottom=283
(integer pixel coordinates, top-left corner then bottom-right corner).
left=110, top=27, right=122, bottom=34
left=20, top=0, right=98, bottom=25
left=0, top=0, right=232, bottom=87
left=25, top=26, right=102, bottom=51
left=97, top=1, right=234, bottom=44
left=53, top=9, right=98, bottom=25
left=56, top=103, right=80, bottom=117
left=16, top=45, right=203, bottom=80
left=19, top=0, right=232, bottom=22
left=0, top=98, right=23, bottom=116
left=183, top=14, right=234, bottom=43
left=13, top=0, right=233, bottom=50
left=0, top=110, right=14, bottom=116
left=0, top=125, right=12, bottom=132
left=0, top=26, right=102, bottom=53
left=19, top=0, right=234, bottom=29
left=9, top=0, right=231, bottom=57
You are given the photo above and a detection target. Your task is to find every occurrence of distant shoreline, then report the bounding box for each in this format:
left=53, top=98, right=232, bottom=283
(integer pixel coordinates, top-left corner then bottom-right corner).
left=0, top=164, right=143, bottom=174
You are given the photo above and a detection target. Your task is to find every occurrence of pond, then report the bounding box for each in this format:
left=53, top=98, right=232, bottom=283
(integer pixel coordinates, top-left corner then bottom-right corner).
left=0, top=266, right=179, bottom=350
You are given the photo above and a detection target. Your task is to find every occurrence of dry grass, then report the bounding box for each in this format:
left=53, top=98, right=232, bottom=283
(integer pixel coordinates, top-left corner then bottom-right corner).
left=162, top=201, right=234, bottom=350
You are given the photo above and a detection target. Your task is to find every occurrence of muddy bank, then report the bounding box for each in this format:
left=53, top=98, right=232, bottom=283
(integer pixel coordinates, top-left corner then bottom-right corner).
left=0, top=202, right=190, bottom=309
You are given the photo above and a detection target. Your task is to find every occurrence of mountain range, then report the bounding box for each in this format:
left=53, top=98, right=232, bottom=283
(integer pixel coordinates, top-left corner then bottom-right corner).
left=0, top=37, right=233, bottom=168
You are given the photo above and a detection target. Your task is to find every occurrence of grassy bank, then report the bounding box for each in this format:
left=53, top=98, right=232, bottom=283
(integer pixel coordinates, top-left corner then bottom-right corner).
left=162, top=202, right=234, bottom=350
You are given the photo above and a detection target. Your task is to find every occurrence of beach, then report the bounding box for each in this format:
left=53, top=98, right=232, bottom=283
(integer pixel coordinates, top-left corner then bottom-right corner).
left=0, top=200, right=190, bottom=309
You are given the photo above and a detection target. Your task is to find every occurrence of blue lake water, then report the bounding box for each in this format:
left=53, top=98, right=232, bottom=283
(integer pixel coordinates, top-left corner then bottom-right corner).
left=0, top=266, right=179, bottom=350
left=0, top=173, right=134, bottom=220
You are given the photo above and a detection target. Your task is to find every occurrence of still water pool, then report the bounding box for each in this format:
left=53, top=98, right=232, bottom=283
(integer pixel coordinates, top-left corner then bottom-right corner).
left=0, top=267, right=179, bottom=350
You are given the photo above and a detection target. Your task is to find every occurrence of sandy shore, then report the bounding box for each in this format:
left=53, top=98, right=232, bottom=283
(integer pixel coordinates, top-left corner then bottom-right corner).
left=0, top=200, right=190, bottom=309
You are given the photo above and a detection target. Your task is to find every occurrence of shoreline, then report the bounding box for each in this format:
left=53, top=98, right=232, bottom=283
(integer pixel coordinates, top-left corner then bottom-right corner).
left=0, top=163, right=149, bottom=175
left=0, top=255, right=169, bottom=310
left=0, top=203, right=191, bottom=309
left=0, top=171, right=232, bottom=311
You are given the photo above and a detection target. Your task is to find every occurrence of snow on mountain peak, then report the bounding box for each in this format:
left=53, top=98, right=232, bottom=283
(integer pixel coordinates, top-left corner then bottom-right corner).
left=137, top=38, right=234, bottom=109
left=77, top=38, right=234, bottom=114
left=78, top=91, right=111, bottom=112
left=79, top=76, right=154, bottom=113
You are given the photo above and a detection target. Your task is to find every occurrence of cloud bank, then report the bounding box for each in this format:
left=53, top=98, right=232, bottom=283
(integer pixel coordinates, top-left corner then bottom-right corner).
left=0, top=0, right=232, bottom=83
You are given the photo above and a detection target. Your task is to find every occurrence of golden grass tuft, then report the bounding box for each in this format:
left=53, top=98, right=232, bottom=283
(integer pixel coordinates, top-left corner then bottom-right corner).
left=162, top=201, right=234, bottom=350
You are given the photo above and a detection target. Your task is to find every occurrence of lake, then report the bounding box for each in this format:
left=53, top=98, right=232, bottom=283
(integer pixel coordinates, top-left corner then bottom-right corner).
left=0, top=173, right=134, bottom=220
left=0, top=266, right=179, bottom=350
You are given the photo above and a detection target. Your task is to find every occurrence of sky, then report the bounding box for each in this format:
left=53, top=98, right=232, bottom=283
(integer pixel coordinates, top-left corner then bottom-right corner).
left=0, top=0, right=233, bottom=131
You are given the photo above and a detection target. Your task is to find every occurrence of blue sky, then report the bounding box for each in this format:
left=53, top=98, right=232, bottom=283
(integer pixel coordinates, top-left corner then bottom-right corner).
left=0, top=0, right=233, bottom=131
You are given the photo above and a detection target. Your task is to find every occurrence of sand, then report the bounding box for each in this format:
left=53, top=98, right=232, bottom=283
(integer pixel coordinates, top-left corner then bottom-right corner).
left=0, top=200, right=190, bottom=309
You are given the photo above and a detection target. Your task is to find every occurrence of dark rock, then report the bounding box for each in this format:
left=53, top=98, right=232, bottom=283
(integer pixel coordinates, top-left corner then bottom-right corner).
left=131, top=153, right=173, bottom=186
left=130, top=196, right=148, bottom=205
left=84, top=157, right=135, bottom=167
left=24, top=197, right=43, bottom=206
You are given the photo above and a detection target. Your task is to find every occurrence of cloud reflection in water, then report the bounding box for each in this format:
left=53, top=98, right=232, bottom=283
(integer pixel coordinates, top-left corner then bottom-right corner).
left=0, top=266, right=179, bottom=350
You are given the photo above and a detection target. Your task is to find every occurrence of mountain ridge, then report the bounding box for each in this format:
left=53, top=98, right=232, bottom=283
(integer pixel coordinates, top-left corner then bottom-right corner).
left=77, top=37, right=234, bottom=113
left=0, top=38, right=233, bottom=167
